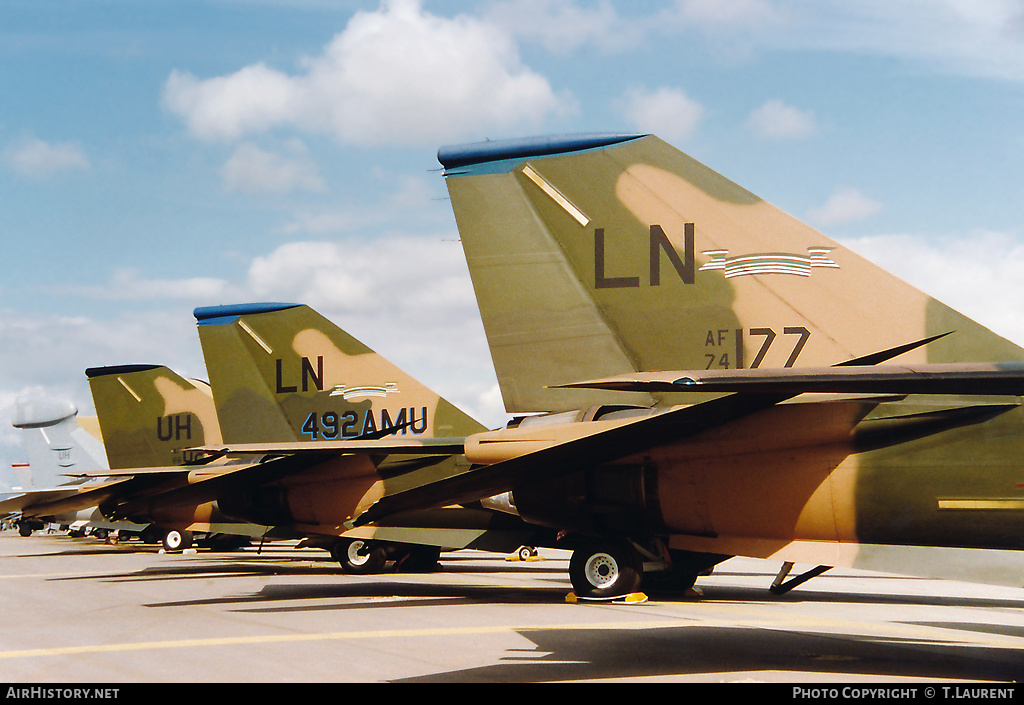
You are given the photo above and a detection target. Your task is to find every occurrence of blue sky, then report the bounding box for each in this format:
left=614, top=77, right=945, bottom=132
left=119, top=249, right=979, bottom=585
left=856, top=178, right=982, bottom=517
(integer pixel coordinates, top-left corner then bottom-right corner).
left=3, top=0, right=1024, bottom=474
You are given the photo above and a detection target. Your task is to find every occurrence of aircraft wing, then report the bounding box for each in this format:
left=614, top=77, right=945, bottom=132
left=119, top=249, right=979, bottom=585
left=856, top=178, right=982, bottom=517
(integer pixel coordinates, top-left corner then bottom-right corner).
left=16, top=478, right=138, bottom=519
left=352, top=334, right=974, bottom=526
left=47, top=439, right=466, bottom=521
left=105, top=453, right=317, bottom=518
left=111, top=438, right=473, bottom=519
left=354, top=389, right=791, bottom=526
left=0, top=488, right=83, bottom=515
left=188, top=437, right=467, bottom=457
left=62, top=464, right=225, bottom=478
left=554, top=362, right=1024, bottom=396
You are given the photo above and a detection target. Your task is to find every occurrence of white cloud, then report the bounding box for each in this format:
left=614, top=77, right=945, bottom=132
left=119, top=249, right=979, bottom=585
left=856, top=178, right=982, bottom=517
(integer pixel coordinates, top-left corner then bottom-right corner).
left=163, top=63, right=297, bottom=142
left=622, top=86, right=705, bottom=143
left=840, top=230, right=1024, bottom=347
left=637, top=1, right=1024, bottom=82
left=163, top=0, right=569, bottom=145
left=485, top=0, right=635, bottom=53
left=745, top=99, right=818, bottom=140
left=806, top=187, right=882, bottom=227
left=64, top=269, right=237, bottom=303
left=4, top=137, right=90, bottom=178
left=220, top=141, right=325, bottom=194
left=0, top=232, right=510, bottom=474
left=796, top=0, right=1024, bottom=81
left=242, top=236, right=504, bottom=424
left=244, top=236, right=476, bottom=315
left=668, top=0, right=780, bottom=27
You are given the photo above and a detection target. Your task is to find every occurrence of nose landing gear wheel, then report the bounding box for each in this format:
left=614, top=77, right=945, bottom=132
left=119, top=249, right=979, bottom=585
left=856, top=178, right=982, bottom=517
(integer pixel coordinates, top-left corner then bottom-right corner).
left=569, top=540, right=643, bottom=598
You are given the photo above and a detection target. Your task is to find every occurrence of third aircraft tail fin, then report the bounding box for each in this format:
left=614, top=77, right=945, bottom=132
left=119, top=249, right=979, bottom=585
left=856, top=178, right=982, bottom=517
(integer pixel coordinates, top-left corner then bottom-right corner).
left=86, top=365, right=222, bottom=469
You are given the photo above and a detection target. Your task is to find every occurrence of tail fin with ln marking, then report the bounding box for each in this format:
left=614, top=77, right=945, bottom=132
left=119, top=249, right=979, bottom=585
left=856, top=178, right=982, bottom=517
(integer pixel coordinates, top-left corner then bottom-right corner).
left=439, top=134, right=1024, bottom=413
left=194, top=303, right=487, bottom=445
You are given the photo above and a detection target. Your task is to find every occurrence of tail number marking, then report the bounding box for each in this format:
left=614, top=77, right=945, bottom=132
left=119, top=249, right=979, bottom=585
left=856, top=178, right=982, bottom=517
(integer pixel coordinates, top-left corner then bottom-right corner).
left=300, top=408, right=429, bottom=440
left=704, top=326, right=810, bottom=369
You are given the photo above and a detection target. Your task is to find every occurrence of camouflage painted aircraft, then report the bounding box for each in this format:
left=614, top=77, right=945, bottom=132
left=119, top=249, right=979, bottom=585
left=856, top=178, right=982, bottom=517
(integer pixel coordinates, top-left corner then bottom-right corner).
left=81, top=364, right=268, bottom=550
left=189, top=302, right=546, bottom=571
left=13, top=365, right=268, bottom=550
left=17, top=306, right=544, bottom=567
left=354, top=133, right=1024, bottom=598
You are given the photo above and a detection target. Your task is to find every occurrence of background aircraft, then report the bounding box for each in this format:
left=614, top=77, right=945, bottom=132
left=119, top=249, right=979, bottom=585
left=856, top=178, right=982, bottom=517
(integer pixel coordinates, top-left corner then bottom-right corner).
left=80, top=364, right=268, bottom=551
left=355, top=133, right=1024, bottom=598
left=16, top=305, right=547, bottom=569
left=0, top=396, right=147, bottom=538
left=11, top=365, right=269, bottom=551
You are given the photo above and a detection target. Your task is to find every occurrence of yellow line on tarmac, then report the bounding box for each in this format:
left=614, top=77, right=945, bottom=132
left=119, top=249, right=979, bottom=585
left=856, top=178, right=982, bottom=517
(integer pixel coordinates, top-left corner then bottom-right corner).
left=4, top=601, right=1023, bottom=661
left=0, top=570, right=116, bottom=580
left=0, top=621, right=686, bottom=660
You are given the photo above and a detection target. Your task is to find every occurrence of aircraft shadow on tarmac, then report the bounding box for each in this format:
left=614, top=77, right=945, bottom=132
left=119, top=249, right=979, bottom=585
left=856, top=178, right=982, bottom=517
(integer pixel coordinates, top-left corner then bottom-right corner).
left=31, top=543, right=1024, bottom=613
left=13, top=537, right=1024, bottom=681
left=112, top=568, right=1024, bottom=624
left=146, top=580, right=573, bottom=611
left=391, top=621, right=1024, bottom=683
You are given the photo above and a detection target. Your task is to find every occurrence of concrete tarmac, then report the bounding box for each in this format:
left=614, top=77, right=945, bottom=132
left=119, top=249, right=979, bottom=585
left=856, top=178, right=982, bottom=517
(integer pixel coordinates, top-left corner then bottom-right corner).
left=1, top=530, right=1024, bottom=683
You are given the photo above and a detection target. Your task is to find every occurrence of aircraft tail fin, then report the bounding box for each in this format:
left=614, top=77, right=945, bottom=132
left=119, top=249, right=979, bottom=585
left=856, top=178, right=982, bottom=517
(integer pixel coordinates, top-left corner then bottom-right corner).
left=11, top=397, right=108, bottom=487
left=85, top=365, right=222, bottom=469
left=194, top=303, right=487, bottom=445
left=440, top=133, right=1024, bottom=413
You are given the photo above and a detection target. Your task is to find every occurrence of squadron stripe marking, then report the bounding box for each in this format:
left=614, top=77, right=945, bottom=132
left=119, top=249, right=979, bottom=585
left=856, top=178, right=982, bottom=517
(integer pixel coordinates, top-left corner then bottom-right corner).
left=521, top=164, right=590, bottom=226
left=237, top=319, right=273, bottom=354
left=117, top=378, right=141, bottom=402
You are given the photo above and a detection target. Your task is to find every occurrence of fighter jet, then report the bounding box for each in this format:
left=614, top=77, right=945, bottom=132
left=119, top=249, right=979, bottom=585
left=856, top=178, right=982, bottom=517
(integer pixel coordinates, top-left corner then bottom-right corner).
left=353, top=133, right=1024, bottom=598
left=79, top=364, right=268, bottom=551
left=11, top=365, right=270, bottom=550
left=189, top=302, right=547, bottom=571
left=21, top=305, right=544, bottom=567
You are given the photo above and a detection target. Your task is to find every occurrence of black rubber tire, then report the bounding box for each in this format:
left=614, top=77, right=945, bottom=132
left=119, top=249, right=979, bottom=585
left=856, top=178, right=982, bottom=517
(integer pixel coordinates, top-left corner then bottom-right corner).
left=162, top=529, right=193, bottom=552
left=332, top=539, right=387, bottom=574
left=569, top=540, right=643, bottom=598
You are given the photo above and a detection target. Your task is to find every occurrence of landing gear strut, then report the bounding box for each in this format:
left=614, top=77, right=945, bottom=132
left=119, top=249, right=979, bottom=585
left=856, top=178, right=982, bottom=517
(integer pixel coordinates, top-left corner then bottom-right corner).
left=393, top=546, right=441, bottom=573
left=769, top=562, right=831, bottom=595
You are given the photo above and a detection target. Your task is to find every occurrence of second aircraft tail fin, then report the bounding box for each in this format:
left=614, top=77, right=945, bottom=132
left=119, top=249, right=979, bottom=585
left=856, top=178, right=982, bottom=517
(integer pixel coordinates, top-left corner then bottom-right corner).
left=194, top=303, right=487, bottom=445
